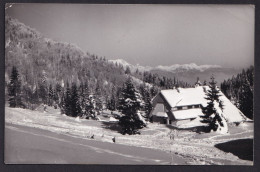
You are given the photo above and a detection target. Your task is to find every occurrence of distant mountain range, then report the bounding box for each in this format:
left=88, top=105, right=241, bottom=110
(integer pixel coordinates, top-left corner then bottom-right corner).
left=109, top=59, right=221, bottom=72
left=109, top=59, right=243, bottom=85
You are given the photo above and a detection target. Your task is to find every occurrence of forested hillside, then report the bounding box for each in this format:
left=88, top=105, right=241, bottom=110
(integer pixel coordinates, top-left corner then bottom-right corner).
left=5, top=16, right=191, bottom=117
left=221, top=66, right=254, bottom=119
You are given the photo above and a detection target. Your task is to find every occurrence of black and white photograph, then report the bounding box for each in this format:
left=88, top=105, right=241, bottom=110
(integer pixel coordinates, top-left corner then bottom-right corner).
left=4, top=3, right=254, bottom=165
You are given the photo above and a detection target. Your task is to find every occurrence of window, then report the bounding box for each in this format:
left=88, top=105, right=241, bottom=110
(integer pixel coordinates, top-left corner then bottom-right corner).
left=182, top=106, right=188, bottom=110
left=172, top=107, right=177, bottom=111
left=194, top=105, right=200, bottom=108
left=177, top=106, right=182, bottom=110
left=188, top=105, right=193, bottom=109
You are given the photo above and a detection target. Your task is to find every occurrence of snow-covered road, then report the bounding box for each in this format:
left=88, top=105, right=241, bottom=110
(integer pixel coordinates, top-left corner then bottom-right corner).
left=5, top=123, right=185, bottom=164
left=5, top=107, right=253, bottom=165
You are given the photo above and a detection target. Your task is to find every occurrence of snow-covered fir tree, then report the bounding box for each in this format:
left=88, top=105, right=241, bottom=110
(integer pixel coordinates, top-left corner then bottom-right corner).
left=144, top=89, right=153, bottom=120
left=78, top=82, right=87, bottom=114
left=139, top=84, right=152, bottom=120
left=38, top=71, right=48, bottom=104
left=85, top=94, right=96, bottom=119
left=201, top=75, right=226, bottom=132
left=150, top=85, right=159, bottom=97
left=8, top=66, right=22, bottom=108
left=118, top=77, right=145, bottom=135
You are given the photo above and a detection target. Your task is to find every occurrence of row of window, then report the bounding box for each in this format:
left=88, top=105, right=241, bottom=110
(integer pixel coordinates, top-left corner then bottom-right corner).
left=172, top=104, right=200, bottom=111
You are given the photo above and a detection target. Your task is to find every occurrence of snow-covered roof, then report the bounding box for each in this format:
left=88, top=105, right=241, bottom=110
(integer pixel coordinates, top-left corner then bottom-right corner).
left=161, top=86, right=208, bottom=107
left=173, top=108, right=203, bottom=120
left=177, top=117, right=208, bottom=128
left=159, top=86, right=248, bottom=123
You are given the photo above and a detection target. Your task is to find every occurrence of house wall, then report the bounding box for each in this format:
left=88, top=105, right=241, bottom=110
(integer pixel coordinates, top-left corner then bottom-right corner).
left=152, top=116, right=167, bottom=124
left=176, top=119, right=192, bottom=126
left=152, top=103, right=164, bottom=115
left=150, top=93, right=176, bottom=123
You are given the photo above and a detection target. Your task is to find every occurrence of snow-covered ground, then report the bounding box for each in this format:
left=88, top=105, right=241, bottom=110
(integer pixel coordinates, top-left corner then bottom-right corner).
left=5, top=106, right=253, bottom=165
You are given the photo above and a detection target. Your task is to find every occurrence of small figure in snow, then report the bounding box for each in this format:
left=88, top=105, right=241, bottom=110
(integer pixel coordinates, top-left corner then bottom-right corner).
left=91, top=134, right=95, bottom=139
left=43, top=104, right=47, bottom=112
left=112, top=136, right=116, bottom=143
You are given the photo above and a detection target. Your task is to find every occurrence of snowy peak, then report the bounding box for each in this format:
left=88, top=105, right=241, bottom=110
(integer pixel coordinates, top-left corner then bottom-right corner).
left=108, top=59, right=152, bottom=72
left=109, top=59, right=221, bottom=73
left=156, top=63, right=222, bottom=72
left=109, top=59, right=131, bottom=67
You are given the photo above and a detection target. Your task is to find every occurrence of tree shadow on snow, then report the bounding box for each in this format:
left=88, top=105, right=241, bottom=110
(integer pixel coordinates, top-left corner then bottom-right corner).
left=215, top=139, right=253, bottom=161
left=101, top=121, right=122, bottom=133
left=165, top=124, right=207, bottom=133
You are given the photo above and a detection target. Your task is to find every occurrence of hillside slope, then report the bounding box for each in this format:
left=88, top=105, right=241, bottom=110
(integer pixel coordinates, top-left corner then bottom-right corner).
left=5, top=16, right=129, bottom=95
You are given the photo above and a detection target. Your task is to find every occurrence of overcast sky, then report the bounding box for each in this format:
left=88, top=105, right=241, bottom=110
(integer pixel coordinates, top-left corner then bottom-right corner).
left=6, top=4, right=254, bottom=68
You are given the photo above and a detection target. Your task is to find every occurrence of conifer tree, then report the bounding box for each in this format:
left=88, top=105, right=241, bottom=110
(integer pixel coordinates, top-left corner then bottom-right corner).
left=48, top=84, right=54, bottom=106
left=78, top=83, right=85, bottom=110
left=139, top=84, right=152, bottom=120
left=150, top=85, right=159, bottom=97
left=64, top=82, right=71, bottom=116
left=201, top=75, right=224, bottom=132
left=239, top=81, right=253, bottom=119
left=60, top=92, right=65, bottom=114
left=107, top=92, right=116, bottom=111
left=39, top=83, right=47, bottom=104
left=8, top=66, right=22, bottom=108
left=54, top=83, right=62, bottom=105
left=70, top=83, right=82, bottom=117
left=125, top=66, right=131, bottom=74
left=220, top=66, right=253, bottom=119
left=85, top=94, right=95, bottom=118
left=95, top=81, right=103, bottom=115
left=118, top=77, right=145, bottom=135
left=144, top=89, right=153, bottom=120
left=38, top=71, right=48, bottom=104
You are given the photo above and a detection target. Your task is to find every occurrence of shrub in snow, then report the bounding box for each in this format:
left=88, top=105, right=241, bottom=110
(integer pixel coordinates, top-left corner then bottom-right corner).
left=214, top=102, right=228, bottom=134
left=109, top=117, right=118, bottom=122
left=75, top=116, right=80, bottom=122
left=238, top=121, right=248, bottom=128
left=215, top=117, right=228, bottom=134
left=118, top=77, right=145, bottom=135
